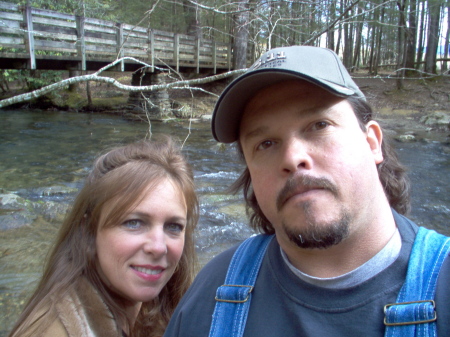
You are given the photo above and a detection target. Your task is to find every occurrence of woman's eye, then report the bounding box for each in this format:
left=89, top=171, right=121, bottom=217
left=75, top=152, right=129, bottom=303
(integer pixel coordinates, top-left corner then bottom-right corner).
left=256, top=140, right=274, bottom=151
left=122, top=219, right=143, bottom=230
left=165, top=222, right=185, bottom=234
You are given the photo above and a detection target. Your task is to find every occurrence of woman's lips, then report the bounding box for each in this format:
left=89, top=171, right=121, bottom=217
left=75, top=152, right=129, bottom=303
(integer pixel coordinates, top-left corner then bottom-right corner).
left=131, top=265, right=164, bottom=281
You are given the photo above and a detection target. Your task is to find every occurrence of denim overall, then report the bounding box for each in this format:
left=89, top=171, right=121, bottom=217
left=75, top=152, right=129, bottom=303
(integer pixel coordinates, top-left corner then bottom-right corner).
left=209, top=228, right=450, bottom=337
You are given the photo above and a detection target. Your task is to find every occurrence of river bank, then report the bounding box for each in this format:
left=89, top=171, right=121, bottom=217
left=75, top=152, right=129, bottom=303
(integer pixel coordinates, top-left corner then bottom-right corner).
left=2, top=73, right=449, bottom=137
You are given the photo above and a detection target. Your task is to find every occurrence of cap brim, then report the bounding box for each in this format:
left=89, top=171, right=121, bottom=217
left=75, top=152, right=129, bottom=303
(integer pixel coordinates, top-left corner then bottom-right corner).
left=212, top=69, right=356, bottom=143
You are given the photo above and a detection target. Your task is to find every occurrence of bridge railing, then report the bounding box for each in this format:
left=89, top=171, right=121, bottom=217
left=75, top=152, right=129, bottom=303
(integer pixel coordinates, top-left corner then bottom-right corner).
left=0, top=1, right=232, bottom=72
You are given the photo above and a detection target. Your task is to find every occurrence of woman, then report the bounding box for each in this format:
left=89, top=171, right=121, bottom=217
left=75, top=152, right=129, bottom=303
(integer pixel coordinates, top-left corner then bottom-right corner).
left=9, top=137, right=198, bottom=337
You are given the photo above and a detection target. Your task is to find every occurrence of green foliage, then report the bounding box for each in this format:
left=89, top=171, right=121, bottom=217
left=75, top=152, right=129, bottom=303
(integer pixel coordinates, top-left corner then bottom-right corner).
left=10, top=0, right=120, bottom=20
left=24, top=70, right=64, bottom=91
left=0, top=69, right=63, bottom=92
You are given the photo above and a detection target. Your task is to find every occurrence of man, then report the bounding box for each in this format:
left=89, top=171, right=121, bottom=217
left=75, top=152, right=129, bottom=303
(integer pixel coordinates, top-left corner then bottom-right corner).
left=164, top=46, right=450, bottom=336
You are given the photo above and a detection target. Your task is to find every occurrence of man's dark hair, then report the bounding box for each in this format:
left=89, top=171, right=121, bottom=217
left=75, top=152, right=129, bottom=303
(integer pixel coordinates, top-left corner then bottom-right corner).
left=229, top=95, right=411, bottom=235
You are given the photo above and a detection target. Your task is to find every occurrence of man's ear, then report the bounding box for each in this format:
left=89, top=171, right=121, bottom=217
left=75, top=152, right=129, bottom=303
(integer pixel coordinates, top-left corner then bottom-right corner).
left=366, top=121, right=384, bottom=164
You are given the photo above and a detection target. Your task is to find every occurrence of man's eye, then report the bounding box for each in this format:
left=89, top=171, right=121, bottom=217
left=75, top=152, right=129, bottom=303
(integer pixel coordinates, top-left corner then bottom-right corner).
left=122, top=219, right=143, bottom=230
left=256, top=140, right=274, bottom=151
left=313, top=121, right=329, bottom=130
left=165, top=222, right=185, bottom=234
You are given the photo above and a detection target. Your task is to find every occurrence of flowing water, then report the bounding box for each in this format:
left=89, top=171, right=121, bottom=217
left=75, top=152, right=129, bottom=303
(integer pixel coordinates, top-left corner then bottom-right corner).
left=0, top=109, right=449, bottom=335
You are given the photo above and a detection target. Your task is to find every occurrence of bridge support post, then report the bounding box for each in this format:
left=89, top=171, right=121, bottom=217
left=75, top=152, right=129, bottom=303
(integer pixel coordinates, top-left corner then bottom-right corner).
left=75, top=16, right=86, bottom=71
left=127, top=70, right=172, bottom=120
left=213, top=42, right=217, bottom=74
left=22, top=5, right=36, bottom=70
left=195, top=38, right=201, bottom=74
left=174, top=34, right=180, bottom=72
left=148, top=29, right=155, bottom=72
left=116, top=23, right=124, bottom=72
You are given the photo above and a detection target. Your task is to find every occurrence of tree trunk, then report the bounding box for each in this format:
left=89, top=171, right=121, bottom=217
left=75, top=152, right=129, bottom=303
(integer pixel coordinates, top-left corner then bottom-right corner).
left=86, top=80, right=92, bottom=107
left=424, top=0, right=441, bottom=74
left=442, top=0, right=450, bottom=72
left=416, top=1, right=426, bottom=69
left=369, top=23, right=376, bottom=74
left=374, top=7, right=385, bottom=75
left=68, top=69, right=80, bottom=92
left=327, top=0, right=337, bottom=51
left=396, top=0, right=406, bottom=89
left=404, top=0, right=418, bottom=75
left=182, top=0, right=202, bottom=39
left=342, top=0, right=353, bottom=68
left=233, top=0, right=250, bottom=70
left=352, top=5, right=365, bottom=70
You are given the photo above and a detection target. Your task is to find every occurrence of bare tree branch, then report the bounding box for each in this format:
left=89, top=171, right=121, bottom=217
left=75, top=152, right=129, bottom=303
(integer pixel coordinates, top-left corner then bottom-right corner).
left=0, top=57, right=246, bottom=108
left=303, top=0, right=361, bottom=45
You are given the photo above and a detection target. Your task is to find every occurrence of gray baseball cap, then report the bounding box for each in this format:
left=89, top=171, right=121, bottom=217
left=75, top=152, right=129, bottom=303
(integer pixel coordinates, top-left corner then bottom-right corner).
left=211, top=46, right=365, bottom=143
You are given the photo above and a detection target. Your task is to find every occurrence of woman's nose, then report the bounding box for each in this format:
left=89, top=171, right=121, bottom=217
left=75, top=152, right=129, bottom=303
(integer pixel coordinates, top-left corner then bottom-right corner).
left=143, top=227, right=167, bottom=257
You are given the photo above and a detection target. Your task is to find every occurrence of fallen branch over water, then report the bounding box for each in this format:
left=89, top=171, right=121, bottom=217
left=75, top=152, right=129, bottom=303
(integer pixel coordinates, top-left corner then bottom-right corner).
left=0, top=57, right=246, bottom=108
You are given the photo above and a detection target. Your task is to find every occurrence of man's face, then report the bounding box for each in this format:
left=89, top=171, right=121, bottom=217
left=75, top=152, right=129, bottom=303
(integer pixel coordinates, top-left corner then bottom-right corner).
left=239, top=80, right=384, bottom=250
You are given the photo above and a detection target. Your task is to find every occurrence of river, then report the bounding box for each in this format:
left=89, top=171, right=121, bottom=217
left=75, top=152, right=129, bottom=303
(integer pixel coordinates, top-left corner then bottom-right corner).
left=0, top=109, right=449, bottom=336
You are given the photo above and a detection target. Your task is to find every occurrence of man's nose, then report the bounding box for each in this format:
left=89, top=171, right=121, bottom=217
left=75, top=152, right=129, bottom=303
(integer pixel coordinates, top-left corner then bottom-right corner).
left=280, top=138, right=312, bottom=174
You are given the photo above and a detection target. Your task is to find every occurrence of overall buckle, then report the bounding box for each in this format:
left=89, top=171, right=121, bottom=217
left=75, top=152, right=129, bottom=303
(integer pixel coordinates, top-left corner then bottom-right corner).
left=384, top=300, right=437, bottom=326
left=215, top=285, right=254, bottom=303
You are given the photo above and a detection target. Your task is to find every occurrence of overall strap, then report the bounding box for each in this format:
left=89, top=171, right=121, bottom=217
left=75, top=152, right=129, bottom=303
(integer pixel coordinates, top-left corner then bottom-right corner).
left=209, top=234, right=274, bottom=337
left=384, top=227, right=450, bottom=337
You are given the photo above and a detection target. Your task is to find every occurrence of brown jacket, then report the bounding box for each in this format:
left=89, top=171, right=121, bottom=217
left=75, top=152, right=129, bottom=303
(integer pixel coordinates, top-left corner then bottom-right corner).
left=39, top=277, right=121, bottom=337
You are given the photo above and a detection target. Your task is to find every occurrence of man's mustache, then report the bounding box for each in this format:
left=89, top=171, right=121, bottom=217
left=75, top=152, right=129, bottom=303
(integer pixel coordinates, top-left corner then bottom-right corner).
left=276, top=175, right=338, bottom=211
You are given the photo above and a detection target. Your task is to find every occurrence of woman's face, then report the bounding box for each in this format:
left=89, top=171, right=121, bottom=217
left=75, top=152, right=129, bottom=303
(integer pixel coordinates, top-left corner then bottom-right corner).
left=96, top=178, right=187, bottom=309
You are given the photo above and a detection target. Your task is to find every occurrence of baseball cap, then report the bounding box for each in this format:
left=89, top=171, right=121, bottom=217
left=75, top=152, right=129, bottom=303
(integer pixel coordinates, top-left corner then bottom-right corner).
left=211, top=46, right=365, bottom=143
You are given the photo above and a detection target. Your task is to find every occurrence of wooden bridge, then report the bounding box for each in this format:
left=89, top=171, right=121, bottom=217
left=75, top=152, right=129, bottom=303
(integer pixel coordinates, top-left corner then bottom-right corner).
left=0, top=1, right=232, bottom=73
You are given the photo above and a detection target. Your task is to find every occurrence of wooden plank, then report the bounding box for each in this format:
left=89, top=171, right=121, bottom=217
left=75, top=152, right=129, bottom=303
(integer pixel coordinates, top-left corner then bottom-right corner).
left=121, top=49, right=147, bottom=58
left=152, top=29, right=174, bottom=38
left=84, top=23, right=116, bottom=35
left=0, top=35, right=24, bottom=45
left=0, top=1, right=18, bottom=11
left=154, top=40, right=175, bottom=49
left=84, top=36, right=116, bottom=46
left=122, top=30, right=147, bottom=40
left=0, top=12, right=22, bottom=21
left=32, top=16, right=76, bottom=29
left=33, top=23, right=76, bottom=36
left=0, top=24, right=20, bottom=34
left=180, top=45, right=196, bottom=54
left=84, top=30, right=116, bottom=42
left=34, top=39, right=77, bottom=52
left=31, top=27, right=77, bottom=40
left=84, top=17, right=118, bottom=36
left=31, top=7, right=74, bottom=21
left=154, top=34, right=175, bottom=42
left=122, top=36, right=148, bottom=47
left=122, top=24, right=147, bottom=33
left=85, top=44, right=116, bottom=54
left=84, top=16, right=116, bottom=27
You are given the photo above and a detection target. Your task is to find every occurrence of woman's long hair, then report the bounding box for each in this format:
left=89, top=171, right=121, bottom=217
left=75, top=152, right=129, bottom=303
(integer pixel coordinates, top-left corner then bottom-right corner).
left=9, top=136, right=199, bottom=337
left=230, top=96, right=410, bottom=235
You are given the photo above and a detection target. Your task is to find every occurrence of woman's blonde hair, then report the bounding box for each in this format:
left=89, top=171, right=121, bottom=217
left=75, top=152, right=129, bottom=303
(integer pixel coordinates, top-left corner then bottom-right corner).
left=9, top=136, right=198, bottom=337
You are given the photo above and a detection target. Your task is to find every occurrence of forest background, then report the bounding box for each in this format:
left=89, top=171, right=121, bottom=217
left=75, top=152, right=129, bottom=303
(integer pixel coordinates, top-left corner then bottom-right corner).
left=0, top=0, right=449, bottom=115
